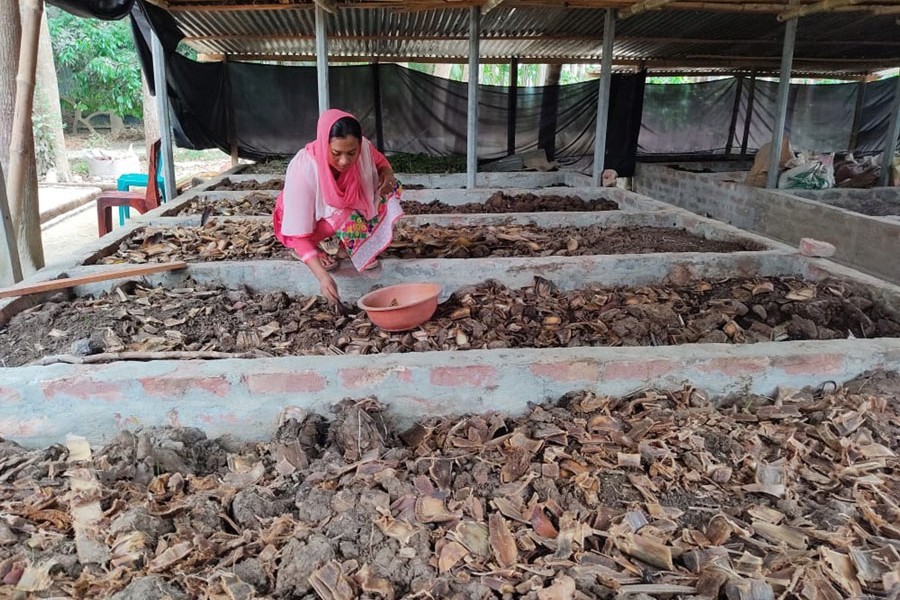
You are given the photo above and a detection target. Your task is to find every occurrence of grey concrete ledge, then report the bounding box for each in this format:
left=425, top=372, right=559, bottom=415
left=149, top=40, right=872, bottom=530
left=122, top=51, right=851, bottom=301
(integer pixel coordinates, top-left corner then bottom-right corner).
left=2, top=339, right=898, bottom=447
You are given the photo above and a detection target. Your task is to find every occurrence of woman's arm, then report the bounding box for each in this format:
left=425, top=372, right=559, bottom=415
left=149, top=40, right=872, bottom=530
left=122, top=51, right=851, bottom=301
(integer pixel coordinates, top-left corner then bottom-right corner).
left=370, top=144, right=397, bottom=196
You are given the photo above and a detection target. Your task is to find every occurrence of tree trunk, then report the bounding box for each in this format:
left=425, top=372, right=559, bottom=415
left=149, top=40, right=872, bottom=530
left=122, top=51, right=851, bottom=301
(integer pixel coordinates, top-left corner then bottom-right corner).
left=1, top=0, right=44, bottom=285
left=141, top=70, right=159, bottom=160
left=109, top=112, right=125, bottom=137
left=35, top=9, right=69, bottom=182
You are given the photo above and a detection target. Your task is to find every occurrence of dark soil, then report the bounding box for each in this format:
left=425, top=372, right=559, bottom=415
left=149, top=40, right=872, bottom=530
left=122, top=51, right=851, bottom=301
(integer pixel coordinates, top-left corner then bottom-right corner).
left=0, top=374, right=898, bottom=598
left=400, top=191, right=619, bottom=214
left=2, top=275, right=898, bottom=367
left=170, top=191, right=617, bottom=218
left=386, top=223, right=761, bottom=259
left=96, top=221, right=761, bottom=264
left=205, top=177, right=284, bottom=192
left=241, top=158, right=289, bottom=175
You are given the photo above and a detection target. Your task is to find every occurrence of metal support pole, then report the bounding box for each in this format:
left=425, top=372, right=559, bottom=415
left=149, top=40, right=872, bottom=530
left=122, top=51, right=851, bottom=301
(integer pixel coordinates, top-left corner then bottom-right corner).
left=315, top=4, right=330, bottom=113
left=766, top=10, right=798, bottom=189
left=740, top=71, right=757, bottom=160
left=880, top=74, right=900, bottom=187
left=592, top=9, right=616, bottom=187
left=151, top=29, right=176, bottom=204
left=507, top=58, right=518, bottom=156
left=466, top=6, right=480, bottom=189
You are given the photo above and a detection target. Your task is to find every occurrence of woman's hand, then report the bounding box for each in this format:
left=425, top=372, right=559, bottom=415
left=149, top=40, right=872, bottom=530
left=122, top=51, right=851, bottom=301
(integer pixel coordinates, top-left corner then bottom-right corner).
left=306, top=255, right=341, bottom=304
left=317, top=272, right=341, bottom=305
left=377, top=168, right=397, bottom=197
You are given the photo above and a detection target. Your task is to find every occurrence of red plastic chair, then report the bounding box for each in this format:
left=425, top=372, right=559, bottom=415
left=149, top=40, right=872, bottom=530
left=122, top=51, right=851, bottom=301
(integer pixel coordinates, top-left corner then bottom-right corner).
left=96, top=140, right=162, bottom=237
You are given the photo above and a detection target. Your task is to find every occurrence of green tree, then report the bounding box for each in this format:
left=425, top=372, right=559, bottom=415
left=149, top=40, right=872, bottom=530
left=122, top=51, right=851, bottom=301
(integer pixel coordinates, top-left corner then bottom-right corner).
left=47, top=7, right=141, bottom=126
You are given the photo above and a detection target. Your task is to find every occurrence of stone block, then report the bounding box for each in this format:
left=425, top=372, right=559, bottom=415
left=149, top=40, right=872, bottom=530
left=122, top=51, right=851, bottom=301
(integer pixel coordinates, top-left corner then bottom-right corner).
left=799, top=238, right=836, bottom=258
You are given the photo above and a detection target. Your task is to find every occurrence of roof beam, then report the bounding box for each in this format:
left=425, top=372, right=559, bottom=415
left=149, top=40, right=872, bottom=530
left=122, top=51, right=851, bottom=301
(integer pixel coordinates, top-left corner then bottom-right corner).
left=314, top=0, right=338, bottom=14
left=480, top=0, right=506, bottom=14
left=777, top=0, right=863, bottom=21
left=618, top=0, right=677, bottom=19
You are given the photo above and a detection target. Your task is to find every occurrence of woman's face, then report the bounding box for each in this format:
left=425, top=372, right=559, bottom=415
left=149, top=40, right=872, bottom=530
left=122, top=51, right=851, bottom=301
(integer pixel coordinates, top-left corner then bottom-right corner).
left=328, top=135, right=361, bottom=173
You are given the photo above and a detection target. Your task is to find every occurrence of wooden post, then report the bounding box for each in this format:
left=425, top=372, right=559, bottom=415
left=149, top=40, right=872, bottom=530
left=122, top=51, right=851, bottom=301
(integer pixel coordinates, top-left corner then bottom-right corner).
left=0, top=162, right=23, bottom=283
left=725, top=75, right=744, bottom=156
left=6, top=0, right=42, bottom=276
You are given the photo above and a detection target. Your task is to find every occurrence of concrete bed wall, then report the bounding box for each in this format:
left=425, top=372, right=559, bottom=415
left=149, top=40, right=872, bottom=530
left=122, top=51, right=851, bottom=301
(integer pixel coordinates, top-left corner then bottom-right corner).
left=792, top=187, right=900, bottom=218
left=635, top=162, right=900, bottom=284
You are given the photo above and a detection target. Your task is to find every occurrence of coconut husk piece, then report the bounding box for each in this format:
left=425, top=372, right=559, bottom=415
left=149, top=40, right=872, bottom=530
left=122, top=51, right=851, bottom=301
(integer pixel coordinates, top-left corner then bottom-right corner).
left=309, top=560, right=355, bottom=600
left=614, top=533, right=674, bottom=571
left=489, top=512, right=518, bottom=569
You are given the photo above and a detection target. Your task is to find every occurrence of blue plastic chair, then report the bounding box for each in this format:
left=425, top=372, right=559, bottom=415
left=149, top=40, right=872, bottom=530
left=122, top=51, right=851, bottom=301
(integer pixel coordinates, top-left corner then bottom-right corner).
left=116, top=171, right=166, bottom=226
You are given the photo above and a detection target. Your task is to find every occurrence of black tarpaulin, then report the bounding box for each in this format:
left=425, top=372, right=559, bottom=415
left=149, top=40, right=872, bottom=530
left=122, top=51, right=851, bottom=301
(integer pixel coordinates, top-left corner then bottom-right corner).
left=47, top=0, right=135, bottom=20
left=639, top=76, right=900, bottom=156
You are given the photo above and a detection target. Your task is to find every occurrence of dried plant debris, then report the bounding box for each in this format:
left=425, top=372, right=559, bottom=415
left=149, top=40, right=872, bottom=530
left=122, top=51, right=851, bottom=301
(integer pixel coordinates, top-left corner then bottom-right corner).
left=98, top=221, right=759, bottom=264
left=2, top=276, right=899, bottom=367
left=1, top=373, right=899, bottom=598
left=175, top=192, right=277, bottom=217
left=400, top=191, right=619, bottom=215
left=205, top=177, right=284, bottom=192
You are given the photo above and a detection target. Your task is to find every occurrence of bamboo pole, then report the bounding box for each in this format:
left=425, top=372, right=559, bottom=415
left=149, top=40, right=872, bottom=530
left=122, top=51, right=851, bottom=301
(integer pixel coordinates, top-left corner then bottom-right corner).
left=5, top=0, right=41, bottom=284
left=778, top=0, right=863, bottom=21
left=0, top=162, right=22, bottom=283
left=619, top=0, right=677, bottom=19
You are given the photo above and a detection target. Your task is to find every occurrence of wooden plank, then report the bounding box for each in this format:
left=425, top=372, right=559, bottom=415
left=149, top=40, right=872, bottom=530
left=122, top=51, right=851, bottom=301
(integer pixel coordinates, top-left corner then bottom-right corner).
left=0, top=262, right=187, bottom=299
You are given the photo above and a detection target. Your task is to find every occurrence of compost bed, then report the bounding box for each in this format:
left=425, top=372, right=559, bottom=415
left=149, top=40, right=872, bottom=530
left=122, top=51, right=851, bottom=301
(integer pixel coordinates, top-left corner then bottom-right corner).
left=171, top=191, right=619, bottom=218
left=95, top=221, right=759, bottom=265
left=0, top=371, right=898, bottom=599
left=3, top=275, right=898, bottom=368
left=205, top=178, right=284, bottom=192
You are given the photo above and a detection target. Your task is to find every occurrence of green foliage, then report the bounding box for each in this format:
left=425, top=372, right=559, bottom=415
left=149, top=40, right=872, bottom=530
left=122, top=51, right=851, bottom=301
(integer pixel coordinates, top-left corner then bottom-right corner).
left=47, top=7, right=142, bottom=118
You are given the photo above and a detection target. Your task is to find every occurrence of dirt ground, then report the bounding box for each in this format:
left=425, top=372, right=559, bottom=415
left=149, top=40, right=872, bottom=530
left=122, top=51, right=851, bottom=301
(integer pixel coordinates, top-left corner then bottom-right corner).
left=0, top=371, right=898, bottom=598
left=2, top=275, right=898, bottom=367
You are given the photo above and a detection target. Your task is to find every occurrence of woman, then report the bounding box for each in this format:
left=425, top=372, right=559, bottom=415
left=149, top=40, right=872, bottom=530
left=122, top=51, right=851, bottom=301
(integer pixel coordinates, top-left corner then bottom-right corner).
left=274, top=109, right=403, bottom=304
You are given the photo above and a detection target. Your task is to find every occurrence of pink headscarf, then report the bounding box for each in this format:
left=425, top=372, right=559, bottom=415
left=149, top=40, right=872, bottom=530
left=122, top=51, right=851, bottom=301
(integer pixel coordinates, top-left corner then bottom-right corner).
left=306, top=109, right=371, bottom=216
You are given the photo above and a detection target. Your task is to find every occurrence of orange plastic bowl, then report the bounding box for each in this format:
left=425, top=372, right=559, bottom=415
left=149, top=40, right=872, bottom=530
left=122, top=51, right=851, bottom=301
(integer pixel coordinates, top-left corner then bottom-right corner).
left=357, top=283, right=442, bottom=332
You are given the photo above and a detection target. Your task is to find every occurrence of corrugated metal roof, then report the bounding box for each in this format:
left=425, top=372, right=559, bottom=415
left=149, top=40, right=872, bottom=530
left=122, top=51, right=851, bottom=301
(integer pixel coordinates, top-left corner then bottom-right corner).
left=162, top=1, right=900, bottom=74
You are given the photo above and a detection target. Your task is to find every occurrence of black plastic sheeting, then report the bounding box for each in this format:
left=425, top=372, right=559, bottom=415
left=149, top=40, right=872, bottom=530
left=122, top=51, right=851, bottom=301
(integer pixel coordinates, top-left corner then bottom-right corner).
left=47, top=0, right=135, bottom=21
left=639, top=76, right=900, bottom=155
left=129, top=2, right=645, bottom=176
